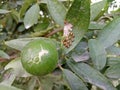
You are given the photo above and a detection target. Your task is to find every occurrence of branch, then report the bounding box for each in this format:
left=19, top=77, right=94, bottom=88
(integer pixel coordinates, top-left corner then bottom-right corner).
left=45, top=27, right=63, bottom=37
left=0, top=54, right=18, bottom=62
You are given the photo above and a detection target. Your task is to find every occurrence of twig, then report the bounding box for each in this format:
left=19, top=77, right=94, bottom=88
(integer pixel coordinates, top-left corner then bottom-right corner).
left=35, top=76, right=43, bottom=90
left=58, top=64, right=63, bottom=71
left=45, top=27, right=63, bottom=37
left=0, top=54, right=18, bottom=62
left=31, top=26, right=54, bottom=37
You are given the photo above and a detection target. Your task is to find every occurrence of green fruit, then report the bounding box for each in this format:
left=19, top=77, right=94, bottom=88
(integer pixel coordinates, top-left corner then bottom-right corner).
left=21, top=39, right=58, bottom=76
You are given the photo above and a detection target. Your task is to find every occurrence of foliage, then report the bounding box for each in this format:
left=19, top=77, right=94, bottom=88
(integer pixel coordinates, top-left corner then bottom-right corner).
left=0, top=0, right=120, bottom=90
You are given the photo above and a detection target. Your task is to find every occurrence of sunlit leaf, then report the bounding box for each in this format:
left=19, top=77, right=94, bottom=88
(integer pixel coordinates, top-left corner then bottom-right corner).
left=5, top=58, right=31, bottom=77
left=0, top=9, right=11, bottom=14
left=24, top=4, right=40, bottom=29
left=63, top=69, right=88, bottom=90
left=5, top=38, right=32, bottom=51
left=5, top=38, right=46, bottom=51
left=20, top=0, right=36, bottom=17
left=46, top=0, right=66, bottom=26
left=98, top=17, right=120, bottom=48
left=91, top=0, right=107, bottom=20
left=64, top=0, right=90, bottom=54
left=5, top=38, right=58, bottom=51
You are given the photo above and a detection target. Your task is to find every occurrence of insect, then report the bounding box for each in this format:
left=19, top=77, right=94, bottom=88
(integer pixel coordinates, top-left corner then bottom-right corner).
left=62, top=32, right=75, bottom=48
left=62, top=21, right=75, bottom=48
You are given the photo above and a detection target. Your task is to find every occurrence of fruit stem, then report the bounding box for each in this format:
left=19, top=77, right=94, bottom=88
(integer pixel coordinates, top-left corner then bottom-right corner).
left=35, top=76, right=43, bottom=90
left=58, top=64, right=63, bottom=71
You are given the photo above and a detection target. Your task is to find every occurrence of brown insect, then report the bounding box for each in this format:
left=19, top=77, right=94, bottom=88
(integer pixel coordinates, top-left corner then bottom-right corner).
left=62, top=31, right=75, bottom=48
left=62, top=21, right=75, bottom=48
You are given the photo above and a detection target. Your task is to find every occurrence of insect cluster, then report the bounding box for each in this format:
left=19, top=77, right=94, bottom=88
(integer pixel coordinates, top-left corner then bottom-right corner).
left=62, top=32, right=75, bottom=48
left=62, top=21, right=75, bottom=48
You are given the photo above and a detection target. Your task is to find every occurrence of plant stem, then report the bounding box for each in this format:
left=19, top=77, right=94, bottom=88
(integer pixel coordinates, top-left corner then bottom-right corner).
left=35, top=76, right=43, bottom=90
left=58, top=63, right=63, bottom=71
left=45, top=27, right=63, bottom=37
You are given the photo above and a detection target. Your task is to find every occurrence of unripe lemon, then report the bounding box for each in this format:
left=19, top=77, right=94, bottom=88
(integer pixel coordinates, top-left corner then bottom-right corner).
left=21, top=39, right=58, bottom=76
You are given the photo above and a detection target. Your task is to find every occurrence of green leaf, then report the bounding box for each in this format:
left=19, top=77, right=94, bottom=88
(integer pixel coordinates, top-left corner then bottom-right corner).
left=91, top=0, right=107, bottom=20
left=88, top=22, right=106, bottom=30
left=0, top=50, right=10, bottom=59
left=64, top=0, right=90, bottom=54
left=34, top=19, right=49, bottom=32
left=67, top=60, right=116, bottom=90
left=74, top=42, right=88, bottom=54
left=5, top=58, right=31, bottom=77
left=20, top=0, right=36, bottom=17
left=0, top=9, right=11, bottom=14
left=88, top=39, right=107, bottom=70
left=0, top=84, right=22, bottom=90
left=72, top=51, right=89, bottom=62
left=105, top=62, right=120, bottom=79
left=46, top=0, right=66, bottom=26
left=11, top=10, right=20, bottom=23
left=5, top=37, right=58, bottom=51
left=17, top=24, right=25, bottom=32
left=5, top=38, right=45, bottom=51
left=1, top=73, right=16, bottom=86
left=5, top=15, right=14, bottom=31
left=63, top=69, right=88, bottom=90
left=107, top=57, right=120, bottom=66
left=40, top=76, right=55, bottom=90
left=98, top=17, right=120, bottom=48
left=107, top=46, right=120, bottom=56
left=27, top=77, right=36, bottom=90
left=41, top=0, right=74, bottom=3
left=5, top=38, right=32, bottom=51
left=0, top=33, right=7, bottom=42
left=39, top=74, right=66, bottom=90
left=24, top=4, right=40, bottom=29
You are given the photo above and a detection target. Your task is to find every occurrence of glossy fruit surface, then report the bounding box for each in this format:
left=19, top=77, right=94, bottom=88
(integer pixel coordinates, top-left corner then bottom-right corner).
left=21, top=39, right=58, bottom=76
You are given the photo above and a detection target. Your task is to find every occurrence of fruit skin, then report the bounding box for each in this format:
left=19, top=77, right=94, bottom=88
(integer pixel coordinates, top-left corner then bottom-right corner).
left=21, top=39, right=58, bottom=76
